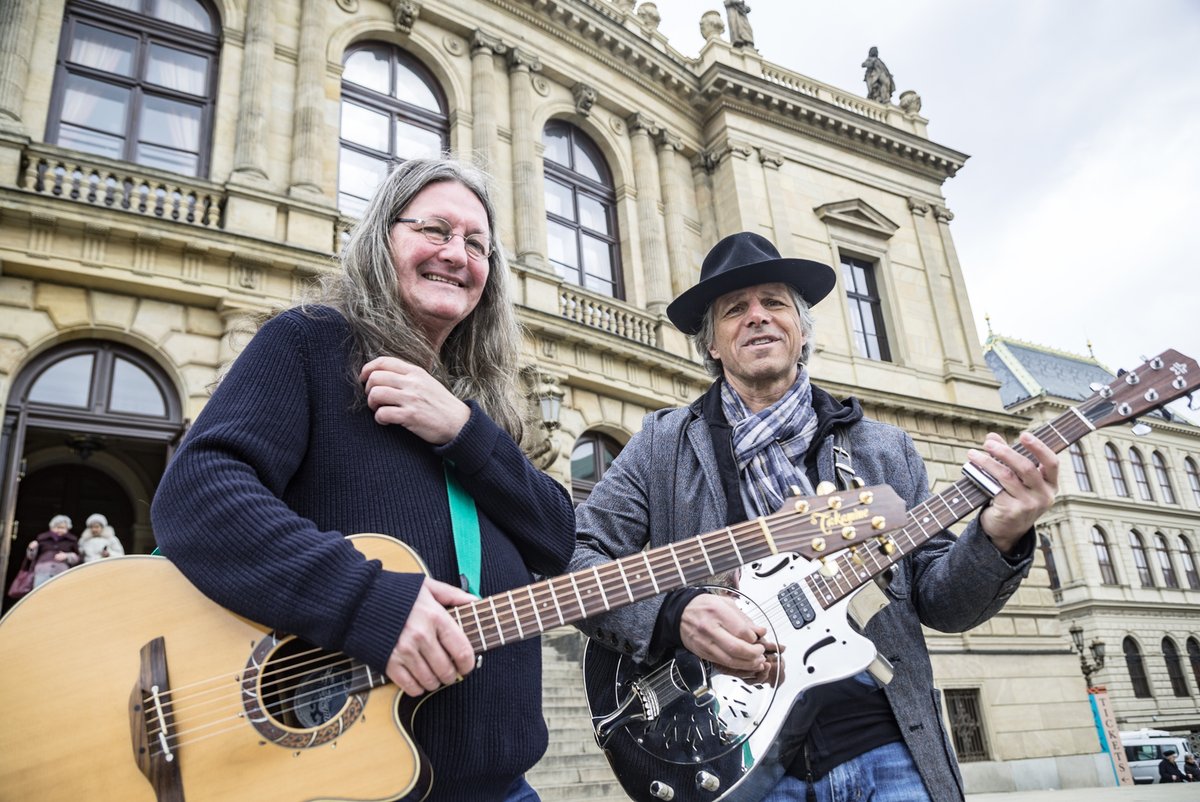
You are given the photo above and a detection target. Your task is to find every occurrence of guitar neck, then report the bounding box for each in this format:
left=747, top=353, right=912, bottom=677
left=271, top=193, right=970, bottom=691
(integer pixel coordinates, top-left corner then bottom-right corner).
left=453, top=519, right=784, bottom=654
left=805, top=396, right=1103, bottom=609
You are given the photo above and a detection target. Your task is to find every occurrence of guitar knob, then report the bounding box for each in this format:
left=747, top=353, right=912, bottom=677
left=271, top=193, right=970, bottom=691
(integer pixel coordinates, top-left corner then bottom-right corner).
left=696, top=770, right=720, bottom=791
left=649, top=781, right=675, bottom=800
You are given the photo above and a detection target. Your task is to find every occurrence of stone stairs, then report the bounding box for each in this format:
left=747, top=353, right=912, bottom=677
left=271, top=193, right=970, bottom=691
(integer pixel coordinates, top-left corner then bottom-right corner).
left=527, top=628, right=631, bottom=801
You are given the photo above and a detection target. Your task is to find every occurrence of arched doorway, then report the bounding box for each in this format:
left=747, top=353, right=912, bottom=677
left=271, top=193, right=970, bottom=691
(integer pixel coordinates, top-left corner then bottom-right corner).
left=1, top=340, right=185, bottom=612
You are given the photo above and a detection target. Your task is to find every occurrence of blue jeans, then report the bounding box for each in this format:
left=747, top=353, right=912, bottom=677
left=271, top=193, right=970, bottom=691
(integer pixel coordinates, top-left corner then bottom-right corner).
left=503, top=777, right=540, bottom=802
left=760, top=741, right=931, bottom=802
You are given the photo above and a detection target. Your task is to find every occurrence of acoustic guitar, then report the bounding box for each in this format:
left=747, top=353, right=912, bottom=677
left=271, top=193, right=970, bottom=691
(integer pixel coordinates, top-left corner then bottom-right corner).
left=0, top=487, right=905, bottom=801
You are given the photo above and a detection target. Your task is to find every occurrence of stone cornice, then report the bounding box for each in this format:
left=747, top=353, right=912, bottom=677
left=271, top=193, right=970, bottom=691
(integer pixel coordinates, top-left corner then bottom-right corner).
left=697, top=62, right=968, bottom=182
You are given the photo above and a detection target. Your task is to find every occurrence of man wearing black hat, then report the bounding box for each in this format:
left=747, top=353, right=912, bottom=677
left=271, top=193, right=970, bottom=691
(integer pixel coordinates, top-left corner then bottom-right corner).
left=569, top=232, right=1058, bottom=801
left=1160, top=749, right=1189, bottom=783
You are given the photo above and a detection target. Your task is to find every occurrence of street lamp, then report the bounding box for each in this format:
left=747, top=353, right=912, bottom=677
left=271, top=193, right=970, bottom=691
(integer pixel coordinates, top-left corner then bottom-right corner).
left=1069, top=623, right=1106, bottom=687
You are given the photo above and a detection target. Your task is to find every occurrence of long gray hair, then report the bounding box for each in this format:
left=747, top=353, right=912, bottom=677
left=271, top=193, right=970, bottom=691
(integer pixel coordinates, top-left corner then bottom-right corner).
left=315, top=158, right=526, bottom=438
left=691, top=286, right=816, bottom=377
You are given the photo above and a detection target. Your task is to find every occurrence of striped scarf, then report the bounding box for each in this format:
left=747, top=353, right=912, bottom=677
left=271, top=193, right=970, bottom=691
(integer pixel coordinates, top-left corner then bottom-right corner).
left=721, top=368, right=818, bottom=517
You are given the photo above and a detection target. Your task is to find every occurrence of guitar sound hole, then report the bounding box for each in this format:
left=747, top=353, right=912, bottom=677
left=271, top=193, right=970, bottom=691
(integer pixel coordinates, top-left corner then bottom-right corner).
left=259, top=639, right=351, bottom=729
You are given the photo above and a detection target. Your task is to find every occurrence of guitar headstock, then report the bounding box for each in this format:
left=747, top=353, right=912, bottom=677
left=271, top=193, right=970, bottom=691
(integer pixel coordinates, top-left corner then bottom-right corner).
left=767, top=484, right=906, bottom=560
left=1083, top=349, right=1199, bottom=430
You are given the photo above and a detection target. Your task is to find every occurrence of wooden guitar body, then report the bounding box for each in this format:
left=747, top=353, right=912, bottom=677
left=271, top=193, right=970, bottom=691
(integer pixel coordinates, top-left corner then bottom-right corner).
left=0, top=534, right=428, bottom=802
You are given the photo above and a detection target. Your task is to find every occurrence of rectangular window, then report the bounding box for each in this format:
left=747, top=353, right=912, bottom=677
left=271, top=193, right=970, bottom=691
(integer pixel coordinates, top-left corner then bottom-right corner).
left=944, top=689, right=988, bottom=762
left=841, top=256, right=891, bottom=361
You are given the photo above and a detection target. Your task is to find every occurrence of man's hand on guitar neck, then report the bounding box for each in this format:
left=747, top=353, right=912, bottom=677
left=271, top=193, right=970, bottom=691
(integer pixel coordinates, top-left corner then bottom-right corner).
left=387, top=578, right=478, bottom=696
left=679, top=593, right=783, bottom=685
left=969, top=431, right=1060, bottom=557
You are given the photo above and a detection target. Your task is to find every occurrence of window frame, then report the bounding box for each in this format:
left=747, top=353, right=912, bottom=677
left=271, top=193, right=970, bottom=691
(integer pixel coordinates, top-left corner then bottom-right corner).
left=1092, top=526, right=1118, bottom=585
left=1129, top=530, right=1155, bottom=587
left=840, top=254, right=892, bottom=362
left=943, top=688, right=989, bottom=763
left=337, top=42, right=449, bottom=216
left=1163, top=637, right=1190, bottom=697
left=542, top=120, right=623, bottom=299
left=1154, top=532, right=1180, bottom=588
left=46, top=0, right=221, bottom=178
left=1105, top=443, right=1130, bottom=497
left=1180, top=535, right=1200, bottom=590
left=1129, top=447, right=1154, bottom=501
left=1123, top=637, right=1153, bottom=698
left=569, top=431, right=623, bottom=506
left=1186, top=457, right=1200, bottom=506
left=1069, top=442, right=1093, bottom=492
left=1152, top=451, right=1177, bottom=504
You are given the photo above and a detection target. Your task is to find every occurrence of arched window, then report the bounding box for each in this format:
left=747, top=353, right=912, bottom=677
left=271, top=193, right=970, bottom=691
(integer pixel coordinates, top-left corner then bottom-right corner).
left=1155, top=533, right=1179, bottom=588
left=1105, top=444, right=1129, bottom=497
left=1188, top=637, right=1200, bottom=692
left=1123, top=637, right=1153, bottom=698
left=1129, top=530, right=1155, bottom=587
left=1069, top=443, right=1093, bottom=492
left=1163, top=638, right=1190, bottom=696
left=337, top=43, right=448, bottom=217
left=1038, top=532, right=1061, bottom=591
left=1152, top=451, right=1177, bottom=504
left=570, top=431, right=622, bottom=506
left=47, top=0, right=220, bottom=177
left=1180, top=536, right=1200, bottom=590
left=1129, top=448, right=1154, bottom=501
left=1186, top=457, right=1200, bottom=506
left=543, top=121, right=622, bottom=298
left=1092, top=526, right=1117, bottom=585
left=24, top=342, right=178, bottom=420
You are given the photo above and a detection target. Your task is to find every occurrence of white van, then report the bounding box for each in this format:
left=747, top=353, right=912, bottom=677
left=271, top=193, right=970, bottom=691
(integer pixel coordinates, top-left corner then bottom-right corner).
left=1120, top=728, right=1195, bottom=784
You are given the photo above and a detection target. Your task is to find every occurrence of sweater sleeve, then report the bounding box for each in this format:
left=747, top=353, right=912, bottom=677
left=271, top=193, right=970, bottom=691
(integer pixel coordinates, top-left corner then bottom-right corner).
left=434, top=401, right=575, bottom=578
left=151, top=312, right=422, bottom=672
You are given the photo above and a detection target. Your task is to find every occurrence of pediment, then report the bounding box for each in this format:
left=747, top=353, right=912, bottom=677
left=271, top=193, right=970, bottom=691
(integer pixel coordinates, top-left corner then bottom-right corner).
left=813, top=199, right=899, bottom=239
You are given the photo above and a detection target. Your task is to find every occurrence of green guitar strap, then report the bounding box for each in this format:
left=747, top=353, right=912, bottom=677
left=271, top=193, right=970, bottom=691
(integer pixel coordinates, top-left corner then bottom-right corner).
left=444, top=463, right=482, bottom=596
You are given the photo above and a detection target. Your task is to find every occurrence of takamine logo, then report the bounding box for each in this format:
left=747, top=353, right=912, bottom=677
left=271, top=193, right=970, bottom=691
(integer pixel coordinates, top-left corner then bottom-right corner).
left=809, top=507, right=870, bottom=536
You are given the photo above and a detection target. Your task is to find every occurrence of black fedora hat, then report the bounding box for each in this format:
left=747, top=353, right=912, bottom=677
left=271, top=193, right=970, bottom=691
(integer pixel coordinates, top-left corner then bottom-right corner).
left=666, top=232, right=835, bottom=334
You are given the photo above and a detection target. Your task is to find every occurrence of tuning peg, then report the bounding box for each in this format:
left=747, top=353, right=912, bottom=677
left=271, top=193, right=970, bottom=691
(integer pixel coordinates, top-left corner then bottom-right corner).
left=841, top=526, right=857, bottom=541
left=793, top=498, right=811, bottom=514
left=815, top=480, right=837, bottom=496
left=789, top=484, right=804, bottom=497
left=858, top=490, right=875, bottom=505
left=810, top=537, right=826, bottom=553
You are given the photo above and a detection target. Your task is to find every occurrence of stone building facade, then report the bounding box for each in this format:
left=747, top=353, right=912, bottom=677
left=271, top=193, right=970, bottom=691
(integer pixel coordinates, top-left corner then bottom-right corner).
left=986, top=336, right=1200, bottom=745
left=0, top=0, right=1118, bottom=795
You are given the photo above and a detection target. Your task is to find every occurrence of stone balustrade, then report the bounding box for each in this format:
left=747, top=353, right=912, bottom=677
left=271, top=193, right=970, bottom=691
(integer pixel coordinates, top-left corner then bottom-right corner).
left=19, top=144, right=224, bottom=228
left=559, top=287, right=656, bottom=347
left=760, top=63, right=890, bottom=124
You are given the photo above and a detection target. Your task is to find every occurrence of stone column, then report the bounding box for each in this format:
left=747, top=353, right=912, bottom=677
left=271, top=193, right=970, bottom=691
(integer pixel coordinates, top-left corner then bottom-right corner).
left=507, top=47, right=546, bottom=270
left=759, top=148, right=793, bottom=248
left=217, top=303, right=258, bottom=370
left=231, top=0, right=274, bottom=182
left=471, top=31, right=506, bottom=170
left=0, top=0, right=37, bottom=130
left=656, top=129, right=691, bottom=296
left=931, top=203, right=983, bottom=370
left=692, top=153, right=720, bottom=251
left=628, top=113, right=670, bottom=311
left=288, top=0, right=326, bottom=195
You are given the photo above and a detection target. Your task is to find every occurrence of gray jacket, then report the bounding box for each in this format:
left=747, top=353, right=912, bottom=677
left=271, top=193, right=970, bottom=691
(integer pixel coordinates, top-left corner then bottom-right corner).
left=570, top=385, right=1033, bottom=801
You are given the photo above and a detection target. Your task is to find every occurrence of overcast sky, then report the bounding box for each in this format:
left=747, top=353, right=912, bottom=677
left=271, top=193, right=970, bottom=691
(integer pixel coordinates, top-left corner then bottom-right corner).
left=647, top=0, right=1200, bottom=397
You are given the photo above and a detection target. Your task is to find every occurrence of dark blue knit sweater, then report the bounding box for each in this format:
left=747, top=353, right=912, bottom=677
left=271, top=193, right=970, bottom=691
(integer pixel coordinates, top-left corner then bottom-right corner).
left=151, top=306, right=576, bottom=800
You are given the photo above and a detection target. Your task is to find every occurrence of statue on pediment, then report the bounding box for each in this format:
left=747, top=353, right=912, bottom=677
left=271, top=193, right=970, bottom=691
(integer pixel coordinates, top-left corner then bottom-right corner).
left=862, top=46, right=895, bottom=103
left=724, top=1, right=754, bottom=49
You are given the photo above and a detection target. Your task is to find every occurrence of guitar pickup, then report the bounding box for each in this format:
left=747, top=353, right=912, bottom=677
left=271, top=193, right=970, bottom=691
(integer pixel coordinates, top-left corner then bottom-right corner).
left=778, top=583, right=816, bottom=629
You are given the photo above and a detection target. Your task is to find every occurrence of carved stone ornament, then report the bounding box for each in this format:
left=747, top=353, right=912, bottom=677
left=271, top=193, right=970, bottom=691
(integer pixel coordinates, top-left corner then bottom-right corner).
left=532, top=74, right=551, bottom=97
left=724, top=1, right=754, bottom=49
left=861, top=46, right=895, bottom=104
left=572, top=83, right=598, bottom=116
left=609, top=115, right=626, bottom=135
left=700, top=10, right=725, bottom=40
left=898, top=90, right=922, bottom=116
left=614, top=0, right=636, bottom=12
left=443, top=35, right=464, bottom=56
left=334, top=0, right=359, bottom=12
left=907, top=196, right=930, bottom=216
left=636, top=3, right=662, bottom=30
left=391, top=0, right=420, bottom=35
left=472, top=30, right=507, bottom=57
left=933, top=204, right=954, bottom=223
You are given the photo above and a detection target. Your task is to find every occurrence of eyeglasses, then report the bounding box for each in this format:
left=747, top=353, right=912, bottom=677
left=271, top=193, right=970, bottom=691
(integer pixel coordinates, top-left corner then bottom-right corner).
left=394, top=217, right=492, bottom=260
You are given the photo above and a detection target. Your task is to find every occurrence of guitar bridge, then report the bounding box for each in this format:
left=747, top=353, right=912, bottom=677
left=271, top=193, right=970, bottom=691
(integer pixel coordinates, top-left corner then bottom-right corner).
left=129, top=636, right=184, bottom=801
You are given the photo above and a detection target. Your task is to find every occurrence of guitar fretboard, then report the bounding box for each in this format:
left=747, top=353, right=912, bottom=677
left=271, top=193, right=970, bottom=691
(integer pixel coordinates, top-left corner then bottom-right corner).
left=804, top=394, right=1106, bottom=608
